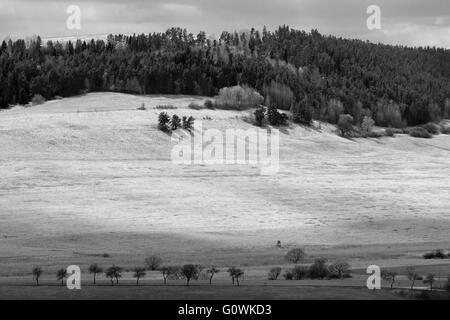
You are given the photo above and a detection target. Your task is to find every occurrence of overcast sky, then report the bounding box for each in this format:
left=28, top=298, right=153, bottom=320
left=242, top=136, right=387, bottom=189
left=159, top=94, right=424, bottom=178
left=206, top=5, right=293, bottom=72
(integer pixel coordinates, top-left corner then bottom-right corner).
left=1, top=0, right=449, bottom=48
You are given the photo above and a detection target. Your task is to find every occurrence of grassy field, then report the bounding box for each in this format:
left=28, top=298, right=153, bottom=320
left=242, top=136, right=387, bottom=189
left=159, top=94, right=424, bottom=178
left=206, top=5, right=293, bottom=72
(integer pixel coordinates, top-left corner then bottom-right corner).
left=1, top=92, right=450, bottom=299
left=0, top=282, right=408, bottom=300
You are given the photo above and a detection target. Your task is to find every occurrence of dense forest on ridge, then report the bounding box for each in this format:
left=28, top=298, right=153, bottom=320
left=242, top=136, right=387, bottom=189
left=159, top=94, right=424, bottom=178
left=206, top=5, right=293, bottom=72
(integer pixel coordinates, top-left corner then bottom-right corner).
left=1, top=26, right=449, bottom=127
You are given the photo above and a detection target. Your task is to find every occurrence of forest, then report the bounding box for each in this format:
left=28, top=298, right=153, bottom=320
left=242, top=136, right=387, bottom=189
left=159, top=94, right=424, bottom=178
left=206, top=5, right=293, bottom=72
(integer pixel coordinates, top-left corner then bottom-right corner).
left=1, top=26, right=449, bottom=127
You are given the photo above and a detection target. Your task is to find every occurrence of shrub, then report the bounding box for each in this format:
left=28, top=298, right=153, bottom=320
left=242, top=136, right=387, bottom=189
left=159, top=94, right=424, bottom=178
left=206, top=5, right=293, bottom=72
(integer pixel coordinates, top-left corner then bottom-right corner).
left=137, top=103, right=146, bottom=111
left=361, top=116, right=375, bottom=137
left=283, top=270, right=293, bottom=280
left=337, top=114, right=354, bottom=137
left=145, top=255, right=163, bottom=270
left=188, top=102, right=203, bottom=110
left=182, top=116, right=195, bottom=131
left=423, top=252, right=435, bottom=259
left=268, top=267, right=282, bottom=280
left=291, top=99, right=313, bottom=126
left=423, top=249, right=448, bottom=259
left=215, top=85, right=263, bottom=110
left=156, top=105, right=177, bottom=110
left=285, top=248, right=306, bottom=264
left=415, top=290, right=431, bottom=300
left=171, top=115, right=181, bottom=130
left=367, top=131, right=383, bottom=138
left=385, top=128, right=395, bottom=137
left=204, top=99, right=215, bottom=109
left=31, top=94, right=45, bottom=106
left=308, top=258, right=329, bottom=279
left=394, top=289, right=408, bottom=298
left=440, top=124, right=450, bottom=135
left=254, top=107, right=266, bottom=126
left=409, top=127, right=432, bottom=139
left=324, top=99, right=344, bottom=124
left=421, top=122, right=440, bottom=135
left=291, top=265, right=309, bottom=280
left=434, top=249, right=446, bottom=259
left=158, top=112, right=171, bottom=132
left=375, top=100, right=405, bottom=128
left=328, top=261, right=351, bottom=279
left=263, top=81, right=294, bottom=111
left=267, top=105, right=288, bottom=126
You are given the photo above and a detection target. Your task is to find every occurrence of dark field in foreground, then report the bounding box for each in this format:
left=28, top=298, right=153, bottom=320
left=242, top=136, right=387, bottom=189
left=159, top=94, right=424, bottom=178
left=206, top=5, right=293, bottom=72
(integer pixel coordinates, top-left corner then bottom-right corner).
left=0, top=283, right=409, bottom=300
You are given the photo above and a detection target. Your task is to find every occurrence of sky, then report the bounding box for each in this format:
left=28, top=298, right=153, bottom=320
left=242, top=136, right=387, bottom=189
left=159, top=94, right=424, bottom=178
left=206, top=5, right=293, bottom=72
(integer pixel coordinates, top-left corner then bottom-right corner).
left=0, top=0, right=449, bottom=48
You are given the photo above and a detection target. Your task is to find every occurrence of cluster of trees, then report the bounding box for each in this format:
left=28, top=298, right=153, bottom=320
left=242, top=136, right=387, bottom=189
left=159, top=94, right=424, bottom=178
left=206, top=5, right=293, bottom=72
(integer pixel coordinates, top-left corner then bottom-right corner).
left=31, top=255, right=240, bottom=287
left=2, top=26, right=449, bottom=128
left=158, top=112, right=194, bottom=132
left=280, top=248, right=351, bottom=280
left=29, top=251, right=450, bottom=296
left=383, top=267, right=446, bottom=292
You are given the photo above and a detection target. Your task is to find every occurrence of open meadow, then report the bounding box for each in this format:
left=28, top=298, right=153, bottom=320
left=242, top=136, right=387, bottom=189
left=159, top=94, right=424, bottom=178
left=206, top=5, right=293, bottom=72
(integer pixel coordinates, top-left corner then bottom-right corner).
left=1, top=92, right=450, bottom=298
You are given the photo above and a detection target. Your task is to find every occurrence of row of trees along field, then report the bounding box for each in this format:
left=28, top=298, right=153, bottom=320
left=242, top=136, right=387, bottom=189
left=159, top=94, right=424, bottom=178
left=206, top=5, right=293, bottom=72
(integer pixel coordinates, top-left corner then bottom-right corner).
left=1, top=26, right=450, bottom=126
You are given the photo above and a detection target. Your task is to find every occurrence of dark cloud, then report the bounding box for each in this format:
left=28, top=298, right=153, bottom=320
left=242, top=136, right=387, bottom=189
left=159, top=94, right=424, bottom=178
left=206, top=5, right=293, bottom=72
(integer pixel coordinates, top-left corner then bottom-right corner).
left=1, top=0, right=449, bottom=48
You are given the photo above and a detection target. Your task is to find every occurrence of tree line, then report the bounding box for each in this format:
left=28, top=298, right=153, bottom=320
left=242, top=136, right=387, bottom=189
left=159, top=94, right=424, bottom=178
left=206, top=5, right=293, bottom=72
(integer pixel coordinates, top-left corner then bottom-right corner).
left=1, top=26, right=450, bottom=127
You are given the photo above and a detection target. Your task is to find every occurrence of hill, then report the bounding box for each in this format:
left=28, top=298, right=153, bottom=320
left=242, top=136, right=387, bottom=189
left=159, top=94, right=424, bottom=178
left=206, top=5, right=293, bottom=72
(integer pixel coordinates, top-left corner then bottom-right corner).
left=1, top=92, right=450, bottom=279
left=1, top=26, right=450, bottom=127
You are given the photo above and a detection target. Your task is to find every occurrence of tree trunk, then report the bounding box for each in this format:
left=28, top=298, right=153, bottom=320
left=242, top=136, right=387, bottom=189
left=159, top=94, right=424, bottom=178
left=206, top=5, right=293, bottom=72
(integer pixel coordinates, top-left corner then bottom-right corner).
left=93, top=274, right=96, bottom=285
left=164, top=277, right=167, bottom=285
left=36, top=278, right=39, bottom=286
left=186, top=278, right=190, bottom=286
left=110, top=279, right=114, bottom=286
left=237, top=278, right=240, bottom=286
left=61, top=279, right=64, bottom=286
left=410, top=280, right=415, bottom=291
left=136, top=278, right=139, bottom=286
left=209, top=277, right=212, bottom=285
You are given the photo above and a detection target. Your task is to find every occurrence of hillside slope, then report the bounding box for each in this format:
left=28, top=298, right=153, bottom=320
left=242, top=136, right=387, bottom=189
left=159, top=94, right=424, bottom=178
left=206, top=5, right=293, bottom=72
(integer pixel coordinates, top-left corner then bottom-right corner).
left=0, top=92, right=450, bottom=274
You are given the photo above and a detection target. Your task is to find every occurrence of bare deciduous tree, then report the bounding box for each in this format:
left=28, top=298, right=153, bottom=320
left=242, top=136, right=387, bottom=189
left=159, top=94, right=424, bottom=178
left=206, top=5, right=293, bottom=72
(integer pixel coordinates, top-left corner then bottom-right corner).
left=105, top=265, right=123, bottom=286
left=406, top=266, right=419, bottom=291
left=206, top=266, right=220, bottom=285
left=145, top=255, right=163, bottom=271
left=180, top=264, right=199, bottom=286
left=32, top=266, right=43, bottom=286
left=268, top=267, right=282, bottom=280
left=423, top=274, right=436, bottom=291
left=88, top=264, right=103, bottom=285
left=285, top=248, right=306, bottom=264
left=159, top=266, right=178, bottom=285
left=381, top=270, right=397, bottom=289
left=228, top=266, right=244, bottom=286
left=328, top=261, right=351, bottom=279
left=56, top=268, right=68, bottom=286
left=133, top=267, right=146, bottom=286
